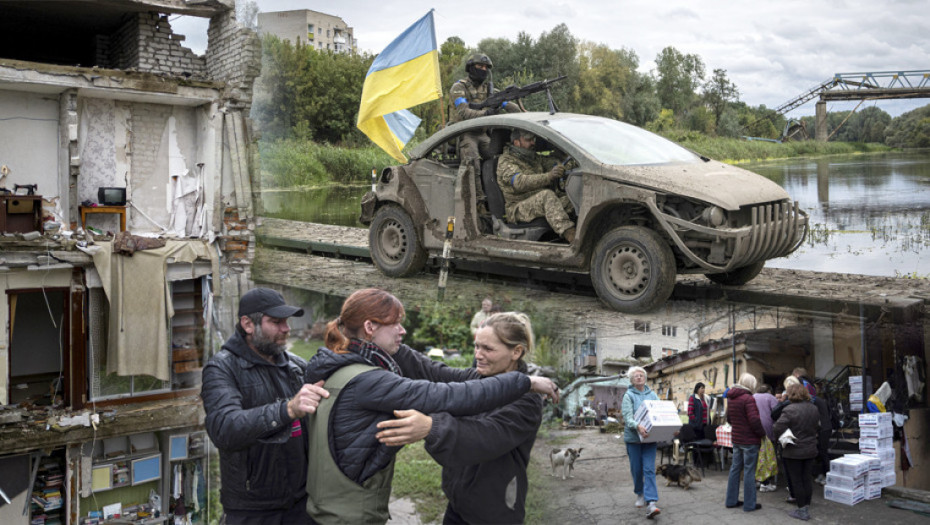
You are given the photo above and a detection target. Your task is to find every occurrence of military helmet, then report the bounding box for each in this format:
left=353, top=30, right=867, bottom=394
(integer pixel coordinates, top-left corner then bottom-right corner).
left=466, top=53, right=493, bottom=69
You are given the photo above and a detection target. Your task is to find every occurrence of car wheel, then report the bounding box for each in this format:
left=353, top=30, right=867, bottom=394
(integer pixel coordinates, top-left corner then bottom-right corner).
left=590, top=226, right=677, bottom=313
left=705, top=261, right=765, bottom=286
left=369, top=204, right=428, bottom=277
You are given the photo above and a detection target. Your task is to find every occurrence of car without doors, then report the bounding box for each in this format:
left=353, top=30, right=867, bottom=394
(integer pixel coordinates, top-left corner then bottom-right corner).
left=360, top=112, right=808, bottom=312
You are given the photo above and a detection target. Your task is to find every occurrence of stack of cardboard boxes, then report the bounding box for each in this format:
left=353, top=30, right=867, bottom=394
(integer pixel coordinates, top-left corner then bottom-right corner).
left=824, top=455, right=869, bottom=505
left=858, top=412, right=896, bottom=490
left=823, top=412, right=896, bottom=505
left=849, top=376, right=872, bottom=412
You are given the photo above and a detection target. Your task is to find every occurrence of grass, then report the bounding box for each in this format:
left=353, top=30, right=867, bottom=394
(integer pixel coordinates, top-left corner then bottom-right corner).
left=288, top=339, right=324, bottom=361
left=392, top=441, right=448, bottom=523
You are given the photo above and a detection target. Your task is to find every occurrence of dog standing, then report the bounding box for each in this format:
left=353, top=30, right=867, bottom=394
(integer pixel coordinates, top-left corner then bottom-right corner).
left=549, top=448, right=583, bottom=480
left=656, top=464, right=702, bottom=489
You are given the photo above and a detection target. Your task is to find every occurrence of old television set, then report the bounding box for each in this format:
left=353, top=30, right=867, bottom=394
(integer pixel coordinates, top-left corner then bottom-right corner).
left=98, top=187, right=126, bottom=206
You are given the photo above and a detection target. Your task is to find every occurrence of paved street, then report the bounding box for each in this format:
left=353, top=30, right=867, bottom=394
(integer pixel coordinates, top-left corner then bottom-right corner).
left=533, top=429, right=924, bottom=524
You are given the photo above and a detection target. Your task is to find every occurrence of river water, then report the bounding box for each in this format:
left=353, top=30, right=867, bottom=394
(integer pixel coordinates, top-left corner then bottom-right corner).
left=261, top=150, right=930, bottom=277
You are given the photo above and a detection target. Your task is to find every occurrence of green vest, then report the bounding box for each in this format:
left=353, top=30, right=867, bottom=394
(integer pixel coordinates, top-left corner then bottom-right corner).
left=306, top=363, right=395, bottom=524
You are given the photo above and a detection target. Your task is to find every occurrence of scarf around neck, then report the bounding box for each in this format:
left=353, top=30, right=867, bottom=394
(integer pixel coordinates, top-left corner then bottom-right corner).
left=347, top=338, right=403, bottom=376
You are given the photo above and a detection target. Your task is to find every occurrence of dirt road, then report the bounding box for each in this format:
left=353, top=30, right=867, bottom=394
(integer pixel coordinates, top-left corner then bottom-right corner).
left=532, top=428, right=919, bottom=524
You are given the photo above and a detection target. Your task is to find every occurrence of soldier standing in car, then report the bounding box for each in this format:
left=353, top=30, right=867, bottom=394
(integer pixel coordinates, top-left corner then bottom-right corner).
left=449, top=53, right=521, bottom=221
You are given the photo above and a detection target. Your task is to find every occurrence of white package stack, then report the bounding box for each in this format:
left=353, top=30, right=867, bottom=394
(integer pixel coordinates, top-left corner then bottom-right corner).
left=849, top=376, right=872, bottom=411
left=857, top=412, right=895, bottom=490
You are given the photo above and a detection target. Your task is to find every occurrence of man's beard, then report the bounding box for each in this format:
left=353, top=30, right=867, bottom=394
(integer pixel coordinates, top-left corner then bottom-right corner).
left=252, top=324, right=286, bottom=357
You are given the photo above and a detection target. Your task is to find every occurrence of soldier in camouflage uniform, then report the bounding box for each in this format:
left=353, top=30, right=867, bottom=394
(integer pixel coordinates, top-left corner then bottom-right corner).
left=449, top=53, right=521, bottom=225
left=496, top=129, right=576, bottom=243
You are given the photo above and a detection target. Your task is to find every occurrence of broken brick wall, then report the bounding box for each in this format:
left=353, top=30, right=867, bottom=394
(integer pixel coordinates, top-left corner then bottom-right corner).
left=103, top=13, right=208, bottom=78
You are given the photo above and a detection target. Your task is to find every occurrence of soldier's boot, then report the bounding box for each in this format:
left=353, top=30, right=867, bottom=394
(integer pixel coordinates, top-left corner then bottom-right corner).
left=562, top=227, right=576, bottom=243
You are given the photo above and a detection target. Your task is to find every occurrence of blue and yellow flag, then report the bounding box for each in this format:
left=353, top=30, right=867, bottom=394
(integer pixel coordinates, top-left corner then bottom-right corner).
left=357, top=11, right=442, bottom=162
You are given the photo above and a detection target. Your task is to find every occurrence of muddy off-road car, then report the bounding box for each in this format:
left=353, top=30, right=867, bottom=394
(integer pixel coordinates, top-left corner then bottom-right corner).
left=360, top=112, right=809, bottom=312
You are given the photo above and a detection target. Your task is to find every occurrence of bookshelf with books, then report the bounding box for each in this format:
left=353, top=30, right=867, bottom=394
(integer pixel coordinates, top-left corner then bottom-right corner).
left=31, top=449, right=65, bottom=525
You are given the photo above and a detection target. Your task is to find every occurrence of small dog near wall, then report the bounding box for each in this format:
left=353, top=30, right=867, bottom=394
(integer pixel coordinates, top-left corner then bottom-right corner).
left=549, top=448, right=583, bottom=480
left=656, top=464, right=702, bottom=489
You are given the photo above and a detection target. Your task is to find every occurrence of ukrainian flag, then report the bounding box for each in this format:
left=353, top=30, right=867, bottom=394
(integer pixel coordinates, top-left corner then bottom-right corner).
left=357, top=10, right=442, bottom=163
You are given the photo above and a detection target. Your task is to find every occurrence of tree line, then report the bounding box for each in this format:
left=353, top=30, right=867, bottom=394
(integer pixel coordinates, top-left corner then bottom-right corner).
left=250, top=23, right=929, bottom=149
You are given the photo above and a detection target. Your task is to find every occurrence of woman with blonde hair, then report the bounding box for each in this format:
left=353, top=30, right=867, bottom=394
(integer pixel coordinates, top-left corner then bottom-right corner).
left=377, top=311, right=548, bottom=524
left=773, top=383, right=820, bottom=521
left=303, top=289, right=557, bottom=524
left=724, top=373, right=766, bottom=512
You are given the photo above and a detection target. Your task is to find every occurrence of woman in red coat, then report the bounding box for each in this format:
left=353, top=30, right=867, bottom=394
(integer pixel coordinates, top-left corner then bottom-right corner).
left=724, top=373, right=767, bottom=513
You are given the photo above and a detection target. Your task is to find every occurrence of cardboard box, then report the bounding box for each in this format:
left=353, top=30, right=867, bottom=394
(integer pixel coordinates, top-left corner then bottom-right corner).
left=632, top=400, right=681, bottom=443
left=859, top=437, right=893, bottom=452
left=824, top=485, right=865, bottom=506
left=862, top=448, right=895, bottom=463
left=830, top=455, right=870, bottom=478
left=858, top=413, right=892, bottom=427
left=826, top=472, right=864, bottom=491
left=859, top=425, right=893, bottom=439
left=865, top=482, right=882, bottom=500
left=845, top=454, right=880, bottom=472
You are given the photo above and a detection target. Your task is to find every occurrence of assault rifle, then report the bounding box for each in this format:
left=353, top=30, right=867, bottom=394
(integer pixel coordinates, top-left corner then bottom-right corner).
left=469, top=75, right=567, bottom=115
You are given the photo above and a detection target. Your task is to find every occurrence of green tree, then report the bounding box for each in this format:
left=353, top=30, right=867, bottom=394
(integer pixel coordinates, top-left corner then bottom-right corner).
left=621, top=73, right=661, bottom=126
left=884, top=104, right=930, bottom=147
left=654, top=46, right=705, bottom=116
left=703, top=68, right=739, bottom=133
left=571, top=42, right=637, bottom=120
left=252, top=36, right=372, bottom=144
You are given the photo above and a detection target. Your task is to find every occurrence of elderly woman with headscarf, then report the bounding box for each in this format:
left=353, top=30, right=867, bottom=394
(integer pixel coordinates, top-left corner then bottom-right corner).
left=724, top=373, right=767, bottom=513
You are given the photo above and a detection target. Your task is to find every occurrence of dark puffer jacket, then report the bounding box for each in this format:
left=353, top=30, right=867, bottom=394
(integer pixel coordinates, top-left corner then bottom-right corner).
left=304, top=345, right=532, bottom=484
left=393, top=347, right=543, bottom=524
left=726, top=385, right=766, bottom=446
left=201, top=331, right=308, bottom=512
left=773, top=401, right=821, bottom=459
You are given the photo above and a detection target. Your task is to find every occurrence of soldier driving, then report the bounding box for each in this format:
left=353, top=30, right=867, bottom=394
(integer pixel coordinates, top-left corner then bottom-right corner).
left=496, top=129, right=576, bottom=243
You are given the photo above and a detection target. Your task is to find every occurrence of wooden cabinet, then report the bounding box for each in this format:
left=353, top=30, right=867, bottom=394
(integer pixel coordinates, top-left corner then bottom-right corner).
left=0, top=194, right=42, bottom=233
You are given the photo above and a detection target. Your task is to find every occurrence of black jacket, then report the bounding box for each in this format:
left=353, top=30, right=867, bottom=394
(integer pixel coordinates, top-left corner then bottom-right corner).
left=393, top=347, right=542, bottom=524
left=201, top=331, right=308, bottom=512
left=772, top=401, right=821, bottom=459
left=304, top=343, right=532, bottom=484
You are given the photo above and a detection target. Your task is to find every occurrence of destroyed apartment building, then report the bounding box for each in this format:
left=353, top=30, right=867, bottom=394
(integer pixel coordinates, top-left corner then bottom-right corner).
left=0, top=1, right=262, bottom=523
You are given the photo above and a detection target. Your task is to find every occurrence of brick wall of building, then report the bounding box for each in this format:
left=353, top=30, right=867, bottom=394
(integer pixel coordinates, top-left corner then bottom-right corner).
left=206, top=10, right=262, bottom=111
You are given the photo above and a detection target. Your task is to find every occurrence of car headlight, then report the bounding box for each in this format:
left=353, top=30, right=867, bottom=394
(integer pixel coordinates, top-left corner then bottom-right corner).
left=701, top=206, right=726, bottom=227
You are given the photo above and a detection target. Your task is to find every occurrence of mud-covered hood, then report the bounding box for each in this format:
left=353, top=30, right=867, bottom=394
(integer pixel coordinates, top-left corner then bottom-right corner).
left=606, top=159, right=791, bottom=211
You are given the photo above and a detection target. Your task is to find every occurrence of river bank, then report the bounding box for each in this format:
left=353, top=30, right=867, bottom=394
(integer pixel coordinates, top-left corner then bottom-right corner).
left=258, top=135, right=895, bottom=188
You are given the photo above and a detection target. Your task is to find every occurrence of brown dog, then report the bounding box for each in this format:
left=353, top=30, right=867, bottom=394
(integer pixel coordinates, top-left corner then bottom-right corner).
left=656, top=464, right=702, bottom=489
left=549, top=448, right=583, bottom=480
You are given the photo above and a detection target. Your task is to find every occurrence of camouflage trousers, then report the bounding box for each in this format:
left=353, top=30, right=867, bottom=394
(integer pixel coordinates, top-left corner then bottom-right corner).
left=457, top=132, right=491, bottom=205
left=508, top=190, right=574, bottom=235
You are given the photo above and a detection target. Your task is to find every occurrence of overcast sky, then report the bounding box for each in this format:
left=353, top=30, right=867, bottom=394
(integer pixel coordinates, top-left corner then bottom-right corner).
left=171, top=0, right=929, bottom=118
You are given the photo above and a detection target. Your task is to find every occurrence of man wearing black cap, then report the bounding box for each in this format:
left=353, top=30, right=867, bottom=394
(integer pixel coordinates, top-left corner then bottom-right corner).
left=202, top=288, right=329, bottom=525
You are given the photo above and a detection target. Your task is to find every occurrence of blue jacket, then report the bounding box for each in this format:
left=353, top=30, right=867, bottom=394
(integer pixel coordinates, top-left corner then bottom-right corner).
left=621, top=385, right=658, bottom=443
left=304, top=344, right=531, bottom=484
